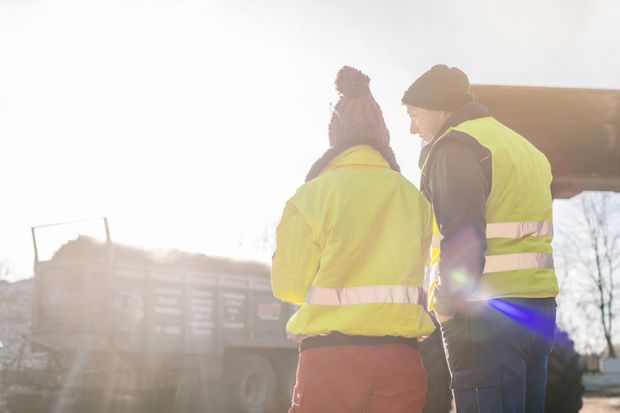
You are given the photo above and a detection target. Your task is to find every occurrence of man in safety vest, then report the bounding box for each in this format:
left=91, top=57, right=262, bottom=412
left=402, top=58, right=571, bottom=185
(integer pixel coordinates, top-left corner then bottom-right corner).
left=402, top=65, right=559, bottom=413
left=271, top=66, right=435, bottom=412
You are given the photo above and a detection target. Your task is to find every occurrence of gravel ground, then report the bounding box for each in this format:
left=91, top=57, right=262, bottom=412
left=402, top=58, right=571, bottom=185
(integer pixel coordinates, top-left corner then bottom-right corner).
left=582, top=372, right=620, bottom=412
left=583, top=389, right=620, bottom=412
left=446, top=393, right=620, bottom=413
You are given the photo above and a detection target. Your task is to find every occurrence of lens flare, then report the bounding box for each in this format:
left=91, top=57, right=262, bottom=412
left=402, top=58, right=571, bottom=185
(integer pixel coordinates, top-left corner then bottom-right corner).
left=489, top=298, right=555, bottom=342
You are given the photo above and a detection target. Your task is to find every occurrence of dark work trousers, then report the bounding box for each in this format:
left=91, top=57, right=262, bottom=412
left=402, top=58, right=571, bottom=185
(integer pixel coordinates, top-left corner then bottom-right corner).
left=440, top=299, right=556, bottom=413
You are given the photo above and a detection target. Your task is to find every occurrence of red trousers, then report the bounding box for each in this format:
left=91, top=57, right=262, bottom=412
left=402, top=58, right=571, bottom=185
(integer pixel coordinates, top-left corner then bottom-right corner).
left=288, top=344, right=426, bottom=413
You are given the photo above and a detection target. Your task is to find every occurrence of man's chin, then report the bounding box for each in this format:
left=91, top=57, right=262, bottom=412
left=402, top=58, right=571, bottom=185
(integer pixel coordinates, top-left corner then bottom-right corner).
left=420, top=136, right=432, bottom=145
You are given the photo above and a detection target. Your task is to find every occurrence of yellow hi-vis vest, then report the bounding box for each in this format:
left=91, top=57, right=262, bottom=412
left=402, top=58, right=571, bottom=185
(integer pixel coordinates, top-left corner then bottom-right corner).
left=272, top=145, right=436, bottom=340
left=424, top=117, right=559, bottom=311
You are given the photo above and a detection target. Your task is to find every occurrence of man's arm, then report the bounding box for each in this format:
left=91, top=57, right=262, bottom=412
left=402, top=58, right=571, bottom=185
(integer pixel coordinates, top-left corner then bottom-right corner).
left=271, top=202, right=321, bottom=304
left=429, top=138, right=490, bottom=317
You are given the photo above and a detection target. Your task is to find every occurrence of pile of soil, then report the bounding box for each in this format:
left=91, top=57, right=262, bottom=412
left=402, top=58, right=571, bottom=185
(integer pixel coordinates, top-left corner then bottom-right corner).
left=53, top=236, right=271, bottom=278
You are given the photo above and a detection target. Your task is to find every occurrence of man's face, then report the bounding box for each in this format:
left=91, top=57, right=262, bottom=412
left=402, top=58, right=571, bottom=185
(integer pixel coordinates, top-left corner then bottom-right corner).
left=406, top=105, right=452, bottom=143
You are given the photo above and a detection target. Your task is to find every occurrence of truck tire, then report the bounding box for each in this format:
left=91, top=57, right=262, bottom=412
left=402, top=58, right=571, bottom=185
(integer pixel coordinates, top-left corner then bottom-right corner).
left=418, top=329, right=452, bottom=413
left=545, top=329, right=584, bottom=413
left=224, top=354, right=277, bottom=413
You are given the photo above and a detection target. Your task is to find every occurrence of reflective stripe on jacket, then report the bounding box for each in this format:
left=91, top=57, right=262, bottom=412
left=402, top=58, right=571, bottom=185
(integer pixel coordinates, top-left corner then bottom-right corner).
left=425, top=117, right=559, bottom=310
left=272, top=145, right=435, bottom=340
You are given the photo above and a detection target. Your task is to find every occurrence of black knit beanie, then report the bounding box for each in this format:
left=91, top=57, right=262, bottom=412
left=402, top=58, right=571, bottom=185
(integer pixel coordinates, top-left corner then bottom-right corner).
left=402, top=64, right=474, bottom=112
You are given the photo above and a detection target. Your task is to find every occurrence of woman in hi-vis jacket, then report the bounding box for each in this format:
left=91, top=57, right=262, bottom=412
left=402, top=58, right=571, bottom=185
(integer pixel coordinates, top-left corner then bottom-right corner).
left=272, top=66, right=435, bottom=413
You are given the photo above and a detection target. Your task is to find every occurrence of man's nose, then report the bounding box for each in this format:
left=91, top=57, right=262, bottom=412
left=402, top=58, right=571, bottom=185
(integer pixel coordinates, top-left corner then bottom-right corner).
left=410, top=119, right=419, bottom=135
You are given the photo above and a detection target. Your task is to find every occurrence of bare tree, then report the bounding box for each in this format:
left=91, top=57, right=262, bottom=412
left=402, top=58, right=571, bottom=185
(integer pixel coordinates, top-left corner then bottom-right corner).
left=556, top=192, right=620, bottom=356
left=0, top=257, right=15, bottom=281
left=237, top=221, right=277, bottom=262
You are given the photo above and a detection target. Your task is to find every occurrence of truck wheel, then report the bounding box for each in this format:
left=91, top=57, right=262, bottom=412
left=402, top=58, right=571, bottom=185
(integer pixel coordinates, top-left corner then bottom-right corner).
left=224, top=354, right=277, bottom=413
left=545, top=329, right=584, bottom=413
left=418, top=329, right=452, bottom=413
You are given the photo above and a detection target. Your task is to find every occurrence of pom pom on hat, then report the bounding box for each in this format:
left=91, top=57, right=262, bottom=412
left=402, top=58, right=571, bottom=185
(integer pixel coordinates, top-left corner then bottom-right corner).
left=335, top=66, right=371, bottom=98
left=328, top=65, right=390, bottom=147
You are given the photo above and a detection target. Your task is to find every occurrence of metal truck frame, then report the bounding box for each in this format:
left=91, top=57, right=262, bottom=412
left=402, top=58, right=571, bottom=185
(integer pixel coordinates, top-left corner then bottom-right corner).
left=2, top=218, right=298, bottom=413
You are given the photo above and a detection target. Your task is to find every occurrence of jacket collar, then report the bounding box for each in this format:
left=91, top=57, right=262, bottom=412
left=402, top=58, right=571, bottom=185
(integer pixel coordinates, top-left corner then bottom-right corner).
left=418, top=102, right=491, bottom=169
left=306, top=137, right=400, bottom=182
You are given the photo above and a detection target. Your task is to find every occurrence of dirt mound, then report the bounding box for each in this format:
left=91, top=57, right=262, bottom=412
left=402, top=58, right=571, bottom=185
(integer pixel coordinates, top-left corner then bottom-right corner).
left=53, top=236, right=271, bottom=278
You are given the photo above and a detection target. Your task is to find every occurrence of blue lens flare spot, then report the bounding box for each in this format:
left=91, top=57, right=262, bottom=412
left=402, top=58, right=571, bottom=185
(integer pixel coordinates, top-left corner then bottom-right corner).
left=489, top=298, right=555, bottom=342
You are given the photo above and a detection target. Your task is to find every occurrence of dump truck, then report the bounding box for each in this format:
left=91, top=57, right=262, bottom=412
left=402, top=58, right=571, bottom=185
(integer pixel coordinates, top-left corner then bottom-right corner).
left=0, top=220, right=298, bottom=413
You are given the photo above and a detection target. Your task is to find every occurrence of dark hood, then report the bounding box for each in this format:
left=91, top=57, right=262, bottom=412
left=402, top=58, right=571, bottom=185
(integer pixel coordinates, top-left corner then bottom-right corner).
left=306, top=137, right=400, bottom=182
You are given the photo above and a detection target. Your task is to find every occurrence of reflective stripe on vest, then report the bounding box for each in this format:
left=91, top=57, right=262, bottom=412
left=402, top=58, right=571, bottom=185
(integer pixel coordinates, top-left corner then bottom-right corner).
left=484, top=252, right=554, bottom=274
left=305, top=285, right=420, bottom=306
left=431, top=220, right=553, bottom=248
left=429, top=252, right=554, bottom=275
left=486, top=221, right=553, bottom=239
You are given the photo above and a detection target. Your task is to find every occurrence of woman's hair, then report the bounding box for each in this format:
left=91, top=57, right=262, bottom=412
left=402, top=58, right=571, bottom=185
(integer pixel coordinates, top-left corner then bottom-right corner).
left=328, top=66, right=390, bottom=147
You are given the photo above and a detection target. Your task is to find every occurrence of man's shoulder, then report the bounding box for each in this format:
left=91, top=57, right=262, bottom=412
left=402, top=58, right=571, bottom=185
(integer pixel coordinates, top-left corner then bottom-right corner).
left=431, top=129, right=491, bottom=165
left=421, top=129, right=493, bottom=199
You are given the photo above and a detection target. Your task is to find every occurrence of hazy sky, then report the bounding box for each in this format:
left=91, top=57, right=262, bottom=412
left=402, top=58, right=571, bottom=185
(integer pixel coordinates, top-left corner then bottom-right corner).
left=2, top=0, right=620, bottom=280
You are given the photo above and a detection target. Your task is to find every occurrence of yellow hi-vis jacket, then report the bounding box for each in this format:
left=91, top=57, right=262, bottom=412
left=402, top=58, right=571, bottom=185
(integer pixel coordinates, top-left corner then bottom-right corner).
left=425, top=117, right=559, bottom=311
left=272, top=145, right=435, bottom=340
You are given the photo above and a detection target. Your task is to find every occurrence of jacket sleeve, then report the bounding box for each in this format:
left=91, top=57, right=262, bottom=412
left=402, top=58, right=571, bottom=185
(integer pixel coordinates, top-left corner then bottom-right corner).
left=271, top=202, right=321, bottom=304
left=429, top=138, right=490, bottom=316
